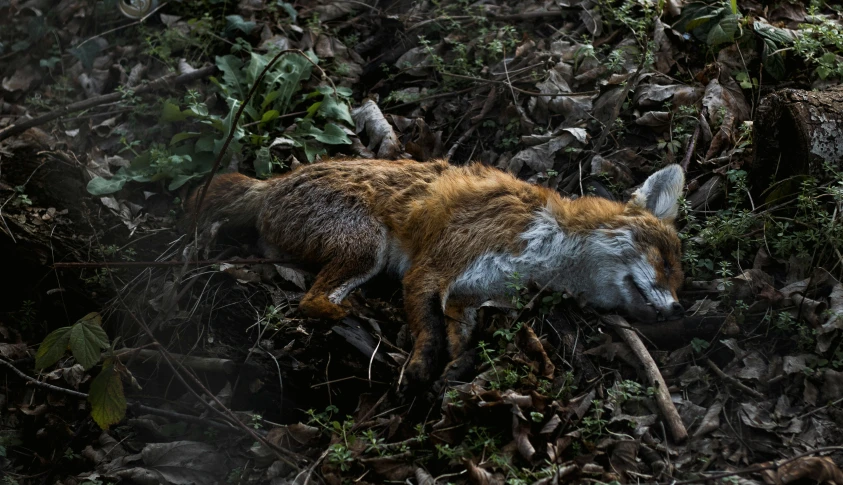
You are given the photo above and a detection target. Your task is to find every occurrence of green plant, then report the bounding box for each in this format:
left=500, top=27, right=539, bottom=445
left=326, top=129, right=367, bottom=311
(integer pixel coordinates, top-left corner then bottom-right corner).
left=327, top=443, right=354, bottom=471
left=505, top=273, right=527, bottom=309
left=677, top=1, right=744, bottom=48
left=36, top=312, right=126, bottom=429
left=87, top=50, right=353, bottom=195
left=691, top=338, right=710, bottom=354
left=581, top=399, right=608, bottom=439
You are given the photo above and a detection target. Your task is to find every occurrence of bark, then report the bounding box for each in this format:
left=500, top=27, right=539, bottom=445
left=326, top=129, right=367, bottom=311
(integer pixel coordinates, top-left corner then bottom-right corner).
left=751, top=86, right=843, bottom=193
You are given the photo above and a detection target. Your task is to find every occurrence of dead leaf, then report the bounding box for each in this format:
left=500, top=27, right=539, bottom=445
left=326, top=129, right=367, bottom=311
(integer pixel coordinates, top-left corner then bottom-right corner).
left=352, top=99, right=402, bottom=159
left=465, top=459, right=505, bottom=485
left=112, top=441, right=228, bottom=485
left=760, top=456, right=843, bottom=485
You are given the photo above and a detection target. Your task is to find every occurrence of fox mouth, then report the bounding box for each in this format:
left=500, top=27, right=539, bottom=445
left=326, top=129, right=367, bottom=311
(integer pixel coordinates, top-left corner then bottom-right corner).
left=623, top=276, right=665, bottom=322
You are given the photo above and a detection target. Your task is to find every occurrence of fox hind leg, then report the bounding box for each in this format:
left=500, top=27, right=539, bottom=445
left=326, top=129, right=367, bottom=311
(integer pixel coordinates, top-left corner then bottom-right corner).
left=298, top=227, right=387, bottom=321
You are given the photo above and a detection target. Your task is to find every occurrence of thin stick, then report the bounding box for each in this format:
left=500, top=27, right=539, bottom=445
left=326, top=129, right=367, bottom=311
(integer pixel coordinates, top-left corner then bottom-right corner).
left=602, top=315, right=688, bottom=442
left=53, top=257, right=294, bottom=269
left=0, top=357, right=247, bottom=433
left=0, top=66, right=216, bottom=142
left=704, top=358, right=764, bottom=399
left=441, top=71, right=598, bottom=97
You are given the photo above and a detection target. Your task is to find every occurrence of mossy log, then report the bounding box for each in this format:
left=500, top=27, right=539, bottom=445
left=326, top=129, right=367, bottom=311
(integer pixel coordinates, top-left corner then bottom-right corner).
left=751, top=86, right=843, bottom=193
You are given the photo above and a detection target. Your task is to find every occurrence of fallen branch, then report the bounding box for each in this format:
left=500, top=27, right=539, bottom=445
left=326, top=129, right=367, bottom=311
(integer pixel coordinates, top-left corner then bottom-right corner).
left=602, top=315, right=688, bottom=443
left=0, top=65, right=217, bottom=142
left=116, top=348, right=237, bottom=375
left=705, top=358, right=765, bottom=399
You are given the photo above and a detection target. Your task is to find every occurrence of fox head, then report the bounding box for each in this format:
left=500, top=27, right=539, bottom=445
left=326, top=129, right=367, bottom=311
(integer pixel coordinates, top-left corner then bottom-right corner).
left=579, top=164, right=685, bottom=322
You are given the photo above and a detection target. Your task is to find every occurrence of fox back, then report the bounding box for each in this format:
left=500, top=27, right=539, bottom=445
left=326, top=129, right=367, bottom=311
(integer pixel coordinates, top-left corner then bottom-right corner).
left=188, top=159, right=685, bottom=387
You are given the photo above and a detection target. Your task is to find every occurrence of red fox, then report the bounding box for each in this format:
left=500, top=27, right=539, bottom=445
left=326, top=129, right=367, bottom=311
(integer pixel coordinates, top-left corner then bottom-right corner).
left=188, top=159, right=685, bottom=388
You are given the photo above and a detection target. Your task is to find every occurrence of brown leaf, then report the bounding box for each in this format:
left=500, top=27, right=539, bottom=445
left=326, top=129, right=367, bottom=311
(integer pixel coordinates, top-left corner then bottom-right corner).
left=516, top=324, right=555, bottom=379
left=760, top=456, right=843, bottom=485
left=465, top=459, right=505, bottom=485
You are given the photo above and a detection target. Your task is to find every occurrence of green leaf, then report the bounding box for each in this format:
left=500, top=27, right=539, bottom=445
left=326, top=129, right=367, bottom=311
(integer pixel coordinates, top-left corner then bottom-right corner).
left=278, top=2, right=297, bottom=22
left=160, top=102, right=188, bottom=123
left=86, top=175, right=128, bottom=195
left=707, top=14, right=740, bottom=46
left=88, top=359, right=126, bottom=430
left=68, top=41, right=104, bottom=71
left=684, top=14, right=716, bottom=32
left=762, top=38, right=786, bottom=80
left=247, top=51, right=270, bottom=86
left=315, top=123, right=351, bottom=145
left=169, top=132, right=201, bottom=146
left=260, top=110, right=280, bottom=124
left=195, top=135, right=215, bottom=153
left=225, top=15, right=256, bottom=35
left=264, top=53, right=314, bottom=114
left=35, top=327, right=72, bottom=369
left=302, top=139, right=326, bottom=162
left=754, top=21, right=794, bottom=45
left=169, top=173, right=202, bottom=190
left=68, top=313, right=110, bottom=370
left=729, top=0, right=738, bottom=15
left=318, top=96, right=353, bottom=125
left=215, top=55, right=246, bottom=101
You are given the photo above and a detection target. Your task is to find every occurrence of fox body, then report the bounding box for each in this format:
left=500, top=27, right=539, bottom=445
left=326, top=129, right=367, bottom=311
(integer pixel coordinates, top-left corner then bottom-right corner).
left=189, top=159, right=685, bottom=386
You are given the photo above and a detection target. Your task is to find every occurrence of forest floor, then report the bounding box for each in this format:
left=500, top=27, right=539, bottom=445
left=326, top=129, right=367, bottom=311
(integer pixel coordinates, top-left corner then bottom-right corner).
left=2, top=0, right=843, bottom=484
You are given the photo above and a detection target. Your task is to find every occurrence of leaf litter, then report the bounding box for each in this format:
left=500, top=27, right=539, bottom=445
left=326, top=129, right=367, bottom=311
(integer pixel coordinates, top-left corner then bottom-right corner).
left=1, top=0, right=843, bottom=484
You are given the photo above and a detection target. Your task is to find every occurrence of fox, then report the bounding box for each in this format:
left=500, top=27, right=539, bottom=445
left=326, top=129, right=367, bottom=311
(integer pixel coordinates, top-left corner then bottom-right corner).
left=187, top=159, right=686, bottom=389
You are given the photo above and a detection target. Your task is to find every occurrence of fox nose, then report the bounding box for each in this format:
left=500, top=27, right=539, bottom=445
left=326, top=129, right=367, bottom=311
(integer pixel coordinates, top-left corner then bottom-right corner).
left=668, top=302, right=685, bottom=318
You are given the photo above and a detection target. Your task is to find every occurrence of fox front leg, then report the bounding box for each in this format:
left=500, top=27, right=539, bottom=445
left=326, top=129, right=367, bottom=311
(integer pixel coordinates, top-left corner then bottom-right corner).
left=400, top=266, right=448, bottom=392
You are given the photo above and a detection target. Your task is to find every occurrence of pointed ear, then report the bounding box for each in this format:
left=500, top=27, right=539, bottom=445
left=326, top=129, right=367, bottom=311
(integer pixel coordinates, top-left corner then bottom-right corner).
left=628, top=164, right=684, bottom=223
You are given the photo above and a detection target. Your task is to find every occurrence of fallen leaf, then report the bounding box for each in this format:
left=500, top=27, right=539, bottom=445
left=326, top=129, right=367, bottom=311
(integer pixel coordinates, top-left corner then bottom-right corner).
left=352, top=99, right=402, bottom=159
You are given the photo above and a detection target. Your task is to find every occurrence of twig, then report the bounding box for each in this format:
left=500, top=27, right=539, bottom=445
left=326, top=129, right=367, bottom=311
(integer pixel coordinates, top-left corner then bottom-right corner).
left=406, top=10, right=569, bottom=32
left=704, top=358, right=765, bottom=399
left=680, top=114, right=702, bottom=171
left=119, top=348, right=237, bottom=374
left=445, top=121, right=480, bottom=161
left=671, top=446, right=843, bottom=484
left=0, top=65, right=216, bottom=142
left=602, top=315, right=688, bottom=442
left=384, top=87, right=473, bottom=112
left=0, top=358, right=87, bottom=398
left=441, top=71, right=598, bottom=97
left=0, top=357, right=248, bottom=433
left=53, top=257, right=294, bottom=269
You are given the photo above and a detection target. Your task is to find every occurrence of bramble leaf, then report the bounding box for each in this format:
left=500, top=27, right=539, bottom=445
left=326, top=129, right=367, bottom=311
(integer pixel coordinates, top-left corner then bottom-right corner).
left=88, top=359, right=126, bottom=430
left=35, top=327, right=71, bottom=369
left=68, top=312, right=110, bottom=370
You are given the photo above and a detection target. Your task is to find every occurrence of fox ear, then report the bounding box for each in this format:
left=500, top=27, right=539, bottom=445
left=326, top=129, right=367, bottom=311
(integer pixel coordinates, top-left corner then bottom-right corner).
left=628, top=164, right=684, bottom=223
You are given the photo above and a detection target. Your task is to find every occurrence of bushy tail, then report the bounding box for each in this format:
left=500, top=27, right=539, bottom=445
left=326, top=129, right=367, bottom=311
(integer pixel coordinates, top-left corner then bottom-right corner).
left=185, top=173, right=269, bottom=229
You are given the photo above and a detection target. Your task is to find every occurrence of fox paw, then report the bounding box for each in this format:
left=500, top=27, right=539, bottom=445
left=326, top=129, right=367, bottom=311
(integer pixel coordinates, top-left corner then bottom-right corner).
left=298, top=294, right=350, bottom=321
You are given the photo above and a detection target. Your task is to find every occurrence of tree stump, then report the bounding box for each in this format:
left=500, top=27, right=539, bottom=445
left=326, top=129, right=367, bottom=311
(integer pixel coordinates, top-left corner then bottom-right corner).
left=750, top=86, right=843, bottom=193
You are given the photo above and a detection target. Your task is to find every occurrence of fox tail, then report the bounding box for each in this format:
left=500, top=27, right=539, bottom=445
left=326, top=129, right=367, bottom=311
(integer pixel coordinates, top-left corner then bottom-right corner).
left=185, top=173, right=269, bottom=229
